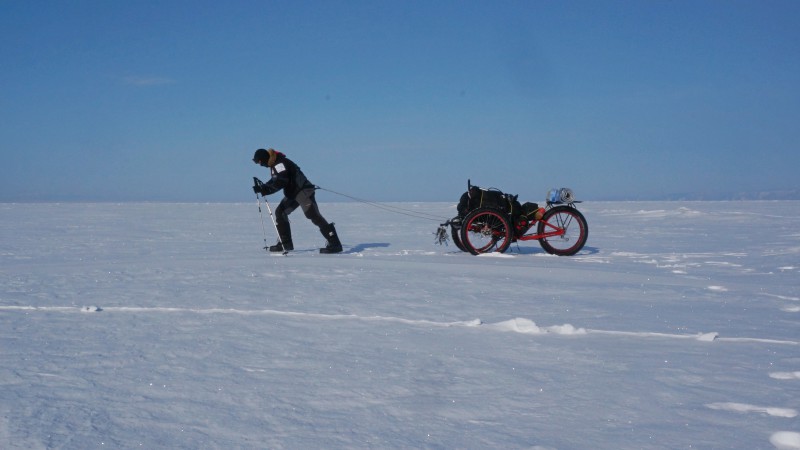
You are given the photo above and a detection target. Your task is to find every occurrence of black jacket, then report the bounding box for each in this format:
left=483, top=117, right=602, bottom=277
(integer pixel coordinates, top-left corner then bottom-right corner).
left=262, top=153, right=315, bottom=198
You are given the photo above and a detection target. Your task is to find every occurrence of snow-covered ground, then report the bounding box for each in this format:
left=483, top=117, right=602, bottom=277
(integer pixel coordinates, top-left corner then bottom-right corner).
left=1, top=200, right=798, bottom=449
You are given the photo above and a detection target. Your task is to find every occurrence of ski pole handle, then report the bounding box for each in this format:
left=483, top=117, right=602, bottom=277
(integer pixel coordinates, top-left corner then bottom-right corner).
left=253, top=177, right=264, bottom=195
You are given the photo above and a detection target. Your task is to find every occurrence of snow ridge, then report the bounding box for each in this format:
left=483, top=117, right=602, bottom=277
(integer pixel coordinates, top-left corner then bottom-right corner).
left=4, top=305, right=797, bottom=345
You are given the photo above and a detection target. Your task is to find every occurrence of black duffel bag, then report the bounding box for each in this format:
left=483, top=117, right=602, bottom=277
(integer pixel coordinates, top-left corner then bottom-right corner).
left=456, top=182, right=521, bottom=217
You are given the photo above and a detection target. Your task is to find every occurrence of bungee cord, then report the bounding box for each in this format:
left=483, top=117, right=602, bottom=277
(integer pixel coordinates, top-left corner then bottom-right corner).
left=314, top=186, right=449, bottom=223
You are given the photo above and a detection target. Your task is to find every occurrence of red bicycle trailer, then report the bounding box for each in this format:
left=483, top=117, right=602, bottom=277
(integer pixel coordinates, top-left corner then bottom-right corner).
left=438, top=181, right=588, bottom=256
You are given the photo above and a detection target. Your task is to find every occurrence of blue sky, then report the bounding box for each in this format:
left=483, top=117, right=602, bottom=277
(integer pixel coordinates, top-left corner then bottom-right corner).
left=2, top=0, right=798, bottom=202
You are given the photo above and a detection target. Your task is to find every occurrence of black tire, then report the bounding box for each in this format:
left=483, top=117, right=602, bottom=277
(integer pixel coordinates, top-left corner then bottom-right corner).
left=537, top=205, right=588, bottom=256
left=451, top=221, right=467, bottom=252
left=460, top=207, right=512, bottom=255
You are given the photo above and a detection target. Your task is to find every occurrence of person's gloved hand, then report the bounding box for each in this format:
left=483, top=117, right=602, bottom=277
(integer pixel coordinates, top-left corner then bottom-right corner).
left=252, top=177, right=265, bottom=195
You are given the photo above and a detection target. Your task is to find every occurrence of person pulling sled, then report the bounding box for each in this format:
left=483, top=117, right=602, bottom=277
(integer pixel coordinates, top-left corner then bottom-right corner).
left=252, top=148, right=343, bottom=254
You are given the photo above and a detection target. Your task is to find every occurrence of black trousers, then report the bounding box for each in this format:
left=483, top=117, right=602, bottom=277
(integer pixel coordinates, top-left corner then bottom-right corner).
left=275, top=188, right=328, bottom=237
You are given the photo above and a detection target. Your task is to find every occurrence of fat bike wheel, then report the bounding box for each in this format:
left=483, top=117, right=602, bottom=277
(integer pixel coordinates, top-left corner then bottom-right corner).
left=537, top=205, right=588, bottom=256
left=451, top=220, right=468, bottom=252
left=460, top=207, right=512, bottom=255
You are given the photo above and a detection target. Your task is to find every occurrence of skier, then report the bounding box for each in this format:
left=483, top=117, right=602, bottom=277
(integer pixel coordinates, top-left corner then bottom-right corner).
left=252, top=148, right=343, bottom=254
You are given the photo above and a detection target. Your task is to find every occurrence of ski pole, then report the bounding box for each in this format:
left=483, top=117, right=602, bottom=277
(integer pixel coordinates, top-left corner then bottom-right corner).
left=262, top=196, right=289, bottom=255
left=254, top=191, right=269, bottom=251
left=253, top=177, right=289, bottom=255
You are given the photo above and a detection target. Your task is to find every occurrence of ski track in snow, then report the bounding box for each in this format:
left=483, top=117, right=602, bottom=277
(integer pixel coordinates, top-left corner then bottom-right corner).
left=2, top=304, right=797, bottom=345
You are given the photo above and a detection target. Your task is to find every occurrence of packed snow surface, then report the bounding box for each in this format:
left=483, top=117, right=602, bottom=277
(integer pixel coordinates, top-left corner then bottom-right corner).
left=1, top=201, right=799, bottom=449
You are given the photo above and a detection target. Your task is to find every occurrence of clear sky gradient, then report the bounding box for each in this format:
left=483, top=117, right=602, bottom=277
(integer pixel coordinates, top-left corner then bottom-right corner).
left=2, top=1, right=798, bottom=202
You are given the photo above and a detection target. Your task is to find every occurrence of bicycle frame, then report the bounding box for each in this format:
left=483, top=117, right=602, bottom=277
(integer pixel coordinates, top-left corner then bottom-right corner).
left=449, top=204, right=573, bottom=241
left=516, top=220, right=566, bottom=241
left=513, top=202, right=578, bottom=241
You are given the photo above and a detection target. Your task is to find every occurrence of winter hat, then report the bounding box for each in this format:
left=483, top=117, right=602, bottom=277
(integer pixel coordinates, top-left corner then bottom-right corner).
left=253, top=148, right=269, bottom=164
